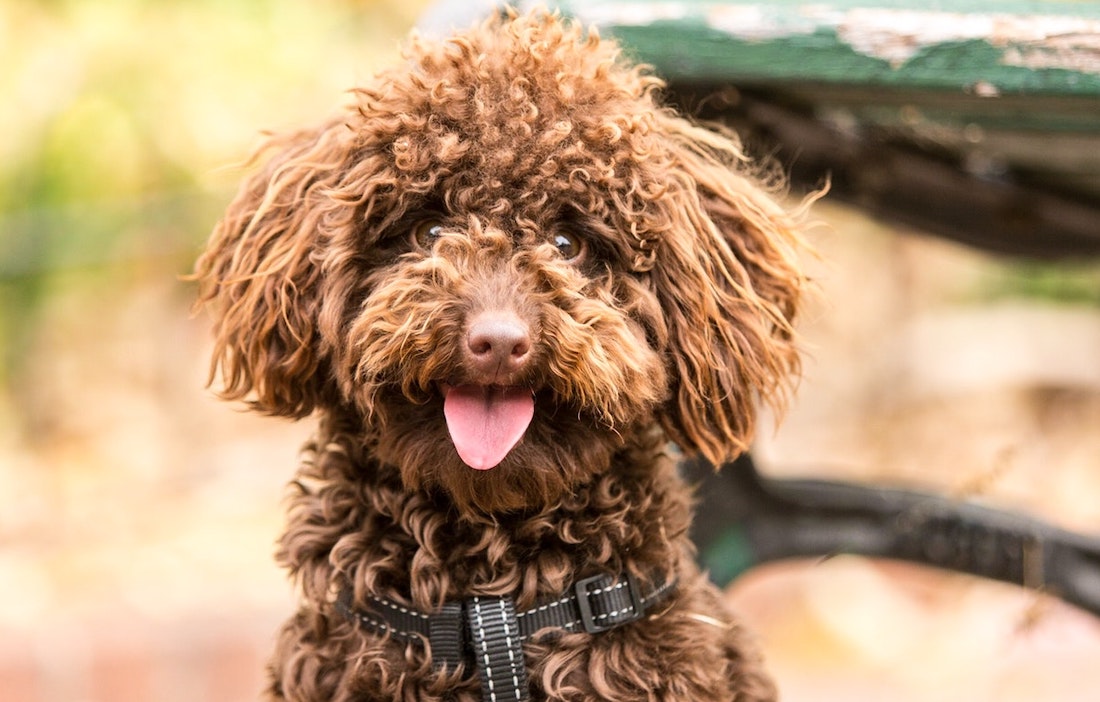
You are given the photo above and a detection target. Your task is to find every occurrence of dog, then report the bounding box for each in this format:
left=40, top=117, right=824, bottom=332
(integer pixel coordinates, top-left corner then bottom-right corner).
left=193, top=9, right=809, bottom=701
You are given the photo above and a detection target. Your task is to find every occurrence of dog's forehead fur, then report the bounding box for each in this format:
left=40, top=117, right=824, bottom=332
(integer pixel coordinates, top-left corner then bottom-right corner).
left=342, top=15, right=674, bottom=255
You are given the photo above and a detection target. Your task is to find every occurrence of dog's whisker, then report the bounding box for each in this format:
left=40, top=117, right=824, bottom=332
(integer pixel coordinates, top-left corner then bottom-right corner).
left=685, top=612, right=733, bottom=630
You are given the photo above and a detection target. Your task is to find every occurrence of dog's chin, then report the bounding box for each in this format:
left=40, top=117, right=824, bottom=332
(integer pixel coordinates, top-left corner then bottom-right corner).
left=412, top=449, right=574, bottom=519
left=369, top=395, right=626, bottom=519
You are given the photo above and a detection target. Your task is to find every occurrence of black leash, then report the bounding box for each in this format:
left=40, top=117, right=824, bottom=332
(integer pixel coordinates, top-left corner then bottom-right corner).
left=336, top=572, right=676, bottom=701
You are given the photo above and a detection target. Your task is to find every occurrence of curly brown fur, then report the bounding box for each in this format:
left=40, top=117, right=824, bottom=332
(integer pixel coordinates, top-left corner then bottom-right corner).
left=194, top=9, right=809, bottom=701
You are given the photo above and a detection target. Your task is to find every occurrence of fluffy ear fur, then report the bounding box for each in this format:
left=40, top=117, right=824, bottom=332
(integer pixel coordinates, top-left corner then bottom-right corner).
left=192, top=121, right=351, bottom=417
left=650, top=115, right=809, bottom=465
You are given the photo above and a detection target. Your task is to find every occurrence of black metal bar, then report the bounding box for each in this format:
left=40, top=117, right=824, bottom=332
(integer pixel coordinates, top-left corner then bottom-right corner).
left=685, top=455, right=1100, bottom=618
left=678, top=88, right=1100, bottom=260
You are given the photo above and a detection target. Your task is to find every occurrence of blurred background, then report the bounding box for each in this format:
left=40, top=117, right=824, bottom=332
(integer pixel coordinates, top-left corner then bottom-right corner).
left=1, top=1, right=1098, bottom=701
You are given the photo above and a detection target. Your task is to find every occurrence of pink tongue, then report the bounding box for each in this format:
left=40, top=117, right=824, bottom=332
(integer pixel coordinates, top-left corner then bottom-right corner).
left=443, top=385, right=535, bottom=470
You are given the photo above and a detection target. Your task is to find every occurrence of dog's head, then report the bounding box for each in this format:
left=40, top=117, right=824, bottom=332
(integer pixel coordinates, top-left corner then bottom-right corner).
left=194, top=10, right=808, bottom=517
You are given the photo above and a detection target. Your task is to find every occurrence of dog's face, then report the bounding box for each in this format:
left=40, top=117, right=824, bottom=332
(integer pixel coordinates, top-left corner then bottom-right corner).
left=194, top=12, right=806, bottom=517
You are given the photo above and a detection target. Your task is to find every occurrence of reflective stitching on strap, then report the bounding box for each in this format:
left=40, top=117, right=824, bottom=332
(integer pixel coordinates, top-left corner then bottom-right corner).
left=512, top=593, right=572, bottom=619
left=587, top=580, right=629, bottom=597
left=584, top=579, right=633, bottom=625
left=350, top=609, right=398, bottom=636
left=368, top=594, right=431, bottom=620
left=497, top=598, right=523, bottom=701
left=468, top=596, right=529, bottom=702
left=336, top=591, right=420, bottom=643
left=471, top=598, right=495, bottom=702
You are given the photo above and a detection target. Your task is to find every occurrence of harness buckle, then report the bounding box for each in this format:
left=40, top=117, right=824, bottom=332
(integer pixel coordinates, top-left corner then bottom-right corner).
left=574, top=572, right=645, bottom=634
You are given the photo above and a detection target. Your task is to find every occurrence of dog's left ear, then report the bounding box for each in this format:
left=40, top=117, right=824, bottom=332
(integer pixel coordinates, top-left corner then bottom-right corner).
left=649, top=117, right=810, bottom=465
left=191, top=122, right=348, bottom=418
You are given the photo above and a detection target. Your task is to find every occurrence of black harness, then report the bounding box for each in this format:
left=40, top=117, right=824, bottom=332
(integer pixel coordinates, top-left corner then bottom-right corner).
left=336, top=571, right=677, bottom=702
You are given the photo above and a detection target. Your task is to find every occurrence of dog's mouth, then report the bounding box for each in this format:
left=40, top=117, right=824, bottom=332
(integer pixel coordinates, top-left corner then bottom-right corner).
left=441, top=383, right=535, bottom=471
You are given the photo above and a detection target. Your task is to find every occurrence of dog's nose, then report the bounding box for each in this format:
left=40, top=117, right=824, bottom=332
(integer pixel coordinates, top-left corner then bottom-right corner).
left=466, top=313, right=531, bottom=378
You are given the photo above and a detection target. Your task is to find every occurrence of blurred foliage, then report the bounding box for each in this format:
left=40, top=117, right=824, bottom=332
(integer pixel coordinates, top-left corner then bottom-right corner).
left=0, top=0, right=428, bottom=389
left=982, top=261, right=1100, bottom=307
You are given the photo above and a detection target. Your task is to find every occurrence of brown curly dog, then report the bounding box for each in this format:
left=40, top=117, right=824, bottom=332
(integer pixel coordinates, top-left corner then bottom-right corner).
left=194, top=9, right=809, bottom=702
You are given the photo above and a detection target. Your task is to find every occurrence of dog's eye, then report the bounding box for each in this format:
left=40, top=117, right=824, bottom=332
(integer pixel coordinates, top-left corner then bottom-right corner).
left=411, top=220, right=445, bottom=250
left=552, top=232, right=585, bottom=261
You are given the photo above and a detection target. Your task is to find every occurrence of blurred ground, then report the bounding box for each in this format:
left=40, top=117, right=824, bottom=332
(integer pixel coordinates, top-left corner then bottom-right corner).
left=2, top=2, right=1100, bottom=701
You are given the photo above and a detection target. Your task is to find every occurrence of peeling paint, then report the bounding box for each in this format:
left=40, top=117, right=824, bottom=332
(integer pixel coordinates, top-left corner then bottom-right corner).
left=705, top=5, right=820, bottom=41
left=1003, top=38, right=1100, bottom=76
left=837, top=10, right=997, bottom=66
left=564, top=2, right=691, bottom=26
left=835, top=9, right=1100, bottom=73
left=564, top=1, right=1100, bottom=76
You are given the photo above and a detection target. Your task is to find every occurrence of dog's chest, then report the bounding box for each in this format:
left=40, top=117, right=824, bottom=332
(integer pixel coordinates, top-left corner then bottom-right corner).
left=345, top=498, right=608, bottom=608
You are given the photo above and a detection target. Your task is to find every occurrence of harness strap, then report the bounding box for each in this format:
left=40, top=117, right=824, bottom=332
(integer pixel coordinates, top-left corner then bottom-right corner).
left=335, top=571, right=677, bottom=699
left=468, top=596, right=529, bottom=702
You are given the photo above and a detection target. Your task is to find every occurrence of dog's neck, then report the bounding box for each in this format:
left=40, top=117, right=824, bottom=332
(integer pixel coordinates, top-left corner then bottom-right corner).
left=277, top=411, right=692, bottom=614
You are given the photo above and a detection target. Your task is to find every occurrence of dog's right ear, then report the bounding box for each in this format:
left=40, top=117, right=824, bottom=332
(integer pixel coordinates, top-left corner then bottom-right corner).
left=645, top=115, right=812, bottom=466
left=192, top=122, right=348, bottom=417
